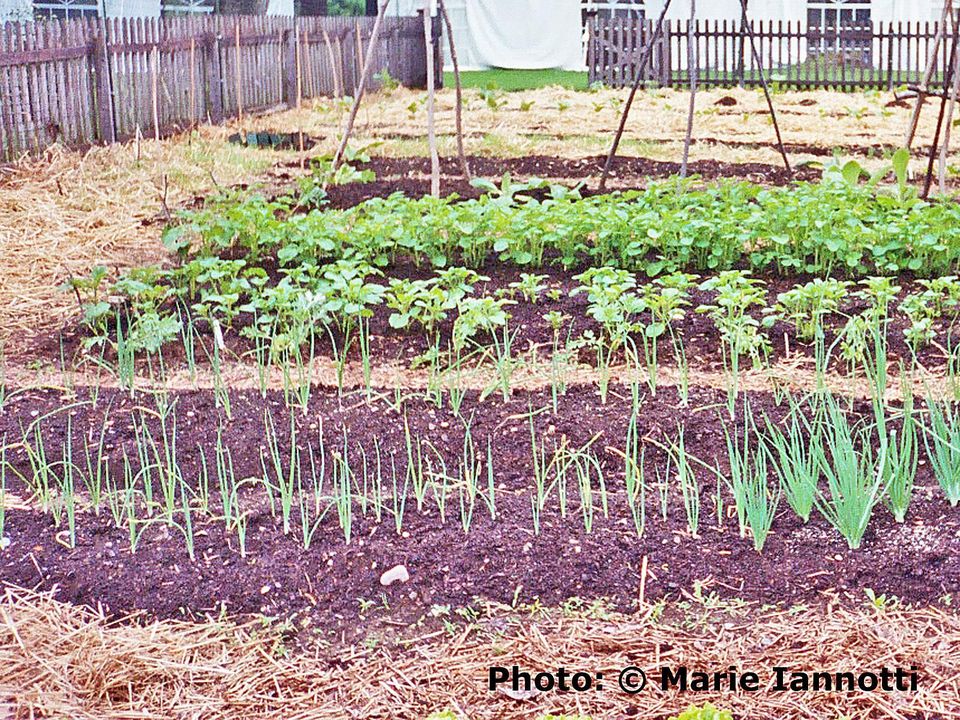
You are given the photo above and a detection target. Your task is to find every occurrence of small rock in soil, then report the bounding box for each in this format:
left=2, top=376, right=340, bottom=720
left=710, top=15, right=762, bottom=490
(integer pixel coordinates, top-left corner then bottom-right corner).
left=380, top=565, right=410, bottom=587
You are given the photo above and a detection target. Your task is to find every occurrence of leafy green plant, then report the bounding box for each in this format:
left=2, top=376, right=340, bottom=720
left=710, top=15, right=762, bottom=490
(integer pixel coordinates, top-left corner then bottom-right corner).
left=572, top=267, right=645, bottom=401
left=669, top=704, right=733, bottom=720
left=506, top=273, right=548, bottom=303
left=766, top=278, right=850, bottom=342
left=697, top=272, right=770, bottom=415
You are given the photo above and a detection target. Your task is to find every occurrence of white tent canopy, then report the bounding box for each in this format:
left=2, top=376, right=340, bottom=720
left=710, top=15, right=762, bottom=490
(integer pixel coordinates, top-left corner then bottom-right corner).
left=389, top=0, right=584, bottom=71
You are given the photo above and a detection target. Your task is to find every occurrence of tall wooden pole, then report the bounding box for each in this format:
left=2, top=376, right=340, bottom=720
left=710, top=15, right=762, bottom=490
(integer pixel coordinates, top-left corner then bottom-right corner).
left=905, top=0, right=953, bottom=149
left=740, top=0, right=791, bottom=173
left=424, top=1, right=440, bottom=197
left=940, top=11, right=960, bottom=193
left=599, top=0, right=674, bottom=191
left=439, top=0, right=470, bottom=180
left=329, top=0, right=392, bottom=178
left=923, top=7, right=960, bottom=199
left=680, top=0, right=697, bottom=178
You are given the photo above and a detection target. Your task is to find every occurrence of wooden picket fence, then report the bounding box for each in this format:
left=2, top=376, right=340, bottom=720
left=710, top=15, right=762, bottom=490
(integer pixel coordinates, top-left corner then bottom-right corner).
left=588, top=17, right=953, bottom=91
left=0, top=14, right=440, bottom=161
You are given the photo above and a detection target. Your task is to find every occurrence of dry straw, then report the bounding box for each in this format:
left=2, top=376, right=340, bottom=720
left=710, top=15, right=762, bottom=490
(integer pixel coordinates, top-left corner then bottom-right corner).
left=1, top=586, right=959, bottom=719
left=0, top=131, right=280, bottom=352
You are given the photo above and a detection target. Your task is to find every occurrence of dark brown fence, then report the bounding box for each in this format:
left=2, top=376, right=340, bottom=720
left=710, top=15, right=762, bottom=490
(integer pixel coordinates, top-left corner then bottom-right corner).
left=0, top=14, right=440, bottom=161
left=587, top=16, right=951, bottom=91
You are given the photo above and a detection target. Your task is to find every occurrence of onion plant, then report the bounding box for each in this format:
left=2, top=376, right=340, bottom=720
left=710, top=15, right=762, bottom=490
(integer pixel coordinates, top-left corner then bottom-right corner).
left=878, top=384, right=917, bottom=523
left=722, top=405, right=781, bottom=551
left=923, top=397, right=960, bottom=507
left=761, top=397, right=821, bottom=523
left=813, top=395, right=888, bottom=550
left=663, top=426, right=700, bottom=537
left=260, top=409, right=300, bottom=535
left=621, top=409, right=646, bottom=537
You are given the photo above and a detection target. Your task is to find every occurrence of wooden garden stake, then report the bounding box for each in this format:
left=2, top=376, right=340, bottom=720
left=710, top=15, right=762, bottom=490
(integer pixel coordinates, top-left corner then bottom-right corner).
left=330, top=0, right=392, bottom=178
left=599, top=0, right=673, bottom=190
left=739, top=0, right=791, bottom=173
left=922, top=9, right=960, bottom=199
left=905, top=0, right=952, bottom=149
left=940, top=15, right=960, bottom=193
left=424, top=0, right=440, bottom=197
left=439, top=0, right=470, bottom=180
left=335, top=34, right=345, bottom=100
left=322, top=28, right=340, bottom=98
left=680, top=0, right=697, bottom=178
left=638, top=555, right=648, bottom=607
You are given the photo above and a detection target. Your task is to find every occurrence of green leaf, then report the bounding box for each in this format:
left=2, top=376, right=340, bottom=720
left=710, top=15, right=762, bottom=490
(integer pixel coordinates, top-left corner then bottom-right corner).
left=388, top=313, right=409, bottom=329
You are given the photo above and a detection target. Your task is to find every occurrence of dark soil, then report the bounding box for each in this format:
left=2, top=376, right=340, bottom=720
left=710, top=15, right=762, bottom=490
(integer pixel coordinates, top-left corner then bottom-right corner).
left=1, top=384, right=958, bottom=647
left=318, top=154, right=818, bottom=208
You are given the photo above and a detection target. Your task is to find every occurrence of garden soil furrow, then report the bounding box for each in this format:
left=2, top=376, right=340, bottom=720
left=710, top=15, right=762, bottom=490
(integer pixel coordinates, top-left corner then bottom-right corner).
left=1, top=384, right=957, bottom=647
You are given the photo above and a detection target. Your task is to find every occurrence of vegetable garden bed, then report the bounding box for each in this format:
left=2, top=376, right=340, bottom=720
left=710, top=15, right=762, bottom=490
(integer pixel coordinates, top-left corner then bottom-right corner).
left=3, top=151, right=960, bottom=719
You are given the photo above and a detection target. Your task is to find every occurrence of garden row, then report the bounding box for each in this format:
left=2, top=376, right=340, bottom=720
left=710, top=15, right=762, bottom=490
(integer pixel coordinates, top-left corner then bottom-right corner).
left=1, top=381, right=959, bottom=631
left=2, top=371, right=959, bottom=561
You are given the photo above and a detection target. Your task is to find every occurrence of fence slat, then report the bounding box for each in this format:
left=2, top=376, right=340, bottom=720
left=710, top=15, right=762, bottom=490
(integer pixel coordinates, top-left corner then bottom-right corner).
left=587, top=16, right=945, bottom=93
left=0, top=14, right=431, bottom=161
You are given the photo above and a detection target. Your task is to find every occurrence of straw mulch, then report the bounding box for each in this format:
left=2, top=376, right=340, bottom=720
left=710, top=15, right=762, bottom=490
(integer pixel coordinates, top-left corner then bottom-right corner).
left=1, top=351, right=952, bottom=404
left=267, top=85, right=940, bottom=168
left=2, top=586, right=959, bottom=720
left=0, top=133, right=280, bottom=352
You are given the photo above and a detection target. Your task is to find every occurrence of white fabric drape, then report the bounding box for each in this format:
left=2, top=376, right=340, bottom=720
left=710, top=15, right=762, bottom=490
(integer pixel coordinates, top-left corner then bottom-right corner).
left=465, top=0, right=583, bottom=70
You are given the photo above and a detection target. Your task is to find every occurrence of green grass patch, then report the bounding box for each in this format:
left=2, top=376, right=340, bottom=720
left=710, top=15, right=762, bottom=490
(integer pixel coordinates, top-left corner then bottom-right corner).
left=444, top=69, right=590, bottom=92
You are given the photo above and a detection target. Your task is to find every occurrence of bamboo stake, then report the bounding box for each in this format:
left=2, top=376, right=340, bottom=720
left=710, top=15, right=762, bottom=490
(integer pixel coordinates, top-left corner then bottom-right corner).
left=322, top=28, right=341, bottom=98
left=334, top=34, right=345, bottom=100
left=599, top=0, right=673, bottom=191
left=355, top=18, right=364, bottom=79
left=905, top=0, right=952, bottom=149
left=329, top=0, right=392, bottom=178
left=638, top=555, right=648, bottom=607
left=740, top=0, right=791, bottom=173
left=923, top=8, right=960, bottom=199
left=680, top=0, right=697, bottom=178
left=940, top=11, right=960, bottom=193
left=424, top=0, right=439, bottom=197
left=439, top=0, right=469, bottom=180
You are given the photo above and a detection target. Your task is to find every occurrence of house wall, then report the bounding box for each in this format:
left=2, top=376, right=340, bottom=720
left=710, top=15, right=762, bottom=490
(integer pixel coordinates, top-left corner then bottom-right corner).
left=102, top=0, right=160, bottom=16
left=1, top=0, right=34, bottom=21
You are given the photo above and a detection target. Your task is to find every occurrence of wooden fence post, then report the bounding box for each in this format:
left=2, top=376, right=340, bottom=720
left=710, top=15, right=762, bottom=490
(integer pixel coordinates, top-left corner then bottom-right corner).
left=283, top=21, right=298, bottom=106
left=91, top=26, right=116, bottom=143
left=342, top=25, right=356, bottom=95
left=205, top=28, right=224, bottom=123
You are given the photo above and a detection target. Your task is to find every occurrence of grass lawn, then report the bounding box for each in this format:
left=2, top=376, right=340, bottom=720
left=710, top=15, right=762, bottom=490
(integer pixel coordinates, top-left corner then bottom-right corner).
left=443, top=68, right=590, bottom=92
